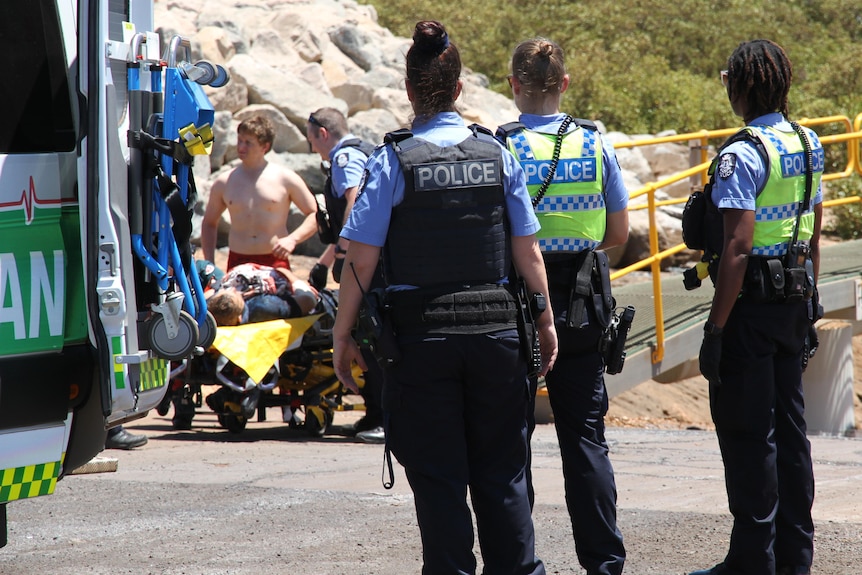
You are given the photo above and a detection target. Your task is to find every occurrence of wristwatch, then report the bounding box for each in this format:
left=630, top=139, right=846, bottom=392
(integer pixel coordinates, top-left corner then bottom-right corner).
left=704, top=321, right=724, bottom=337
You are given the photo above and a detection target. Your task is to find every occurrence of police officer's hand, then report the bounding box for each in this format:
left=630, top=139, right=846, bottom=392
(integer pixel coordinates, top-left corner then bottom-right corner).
left=802, top=324, right=819, bottom=372
left=699, top=333, right=722, bottom=385
left=309, top=263, right=328, bottom=290
left=333, top=333, right=366, bottom=394
left=332, top=257, right=345, bottom=283
left=537, top=322, right=558, bottom=377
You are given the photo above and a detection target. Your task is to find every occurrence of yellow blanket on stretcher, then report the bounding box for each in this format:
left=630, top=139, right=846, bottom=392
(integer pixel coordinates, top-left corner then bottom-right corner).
left=210, top=315, right=322, bottom=383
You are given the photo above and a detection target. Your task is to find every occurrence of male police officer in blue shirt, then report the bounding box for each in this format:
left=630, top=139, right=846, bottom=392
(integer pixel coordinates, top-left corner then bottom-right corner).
left=305, top=107, right=384, bottom=443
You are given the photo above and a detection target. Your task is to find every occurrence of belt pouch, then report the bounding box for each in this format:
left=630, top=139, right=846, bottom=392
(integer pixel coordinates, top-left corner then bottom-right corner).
left=766, top=258, right=786, bottom=300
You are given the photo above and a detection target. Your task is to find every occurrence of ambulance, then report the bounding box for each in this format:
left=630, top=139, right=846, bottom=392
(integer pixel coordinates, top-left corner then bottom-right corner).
left=0, top=0, right=221, bottom=545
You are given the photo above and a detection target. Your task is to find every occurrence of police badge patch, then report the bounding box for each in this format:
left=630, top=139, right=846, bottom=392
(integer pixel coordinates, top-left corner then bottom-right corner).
left=335, top=152, right=349, bottom=168
left=717, top=153, right=736, bottom=179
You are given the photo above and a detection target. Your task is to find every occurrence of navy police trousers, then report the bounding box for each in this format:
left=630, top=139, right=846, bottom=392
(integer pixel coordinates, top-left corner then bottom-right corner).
left=385, top=328, right=544, bottom=575
left=711, top=299, right=815, bottom=575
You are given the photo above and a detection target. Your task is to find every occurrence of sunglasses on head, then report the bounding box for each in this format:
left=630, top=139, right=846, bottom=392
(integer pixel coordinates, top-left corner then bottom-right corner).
left=308, top=114, right=324, bottom=128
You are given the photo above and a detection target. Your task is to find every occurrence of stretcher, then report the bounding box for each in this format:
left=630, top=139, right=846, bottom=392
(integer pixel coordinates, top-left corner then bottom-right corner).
left=159, top=291, right=365, bottom=435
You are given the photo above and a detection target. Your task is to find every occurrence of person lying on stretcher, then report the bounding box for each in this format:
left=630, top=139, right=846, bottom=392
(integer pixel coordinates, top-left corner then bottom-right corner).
left=207, top=263, right=320, bottom=326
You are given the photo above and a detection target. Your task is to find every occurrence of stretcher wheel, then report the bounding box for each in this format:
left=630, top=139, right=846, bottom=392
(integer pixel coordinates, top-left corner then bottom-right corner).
left=196, top=311, right=218, bottom=350
left=218, top=413, right=246, bottom=434
left=193, top=60, right=230, bottom=88
left=305, top=406, right=333, bottom=437
left=147, top=310, right=199, bottom=361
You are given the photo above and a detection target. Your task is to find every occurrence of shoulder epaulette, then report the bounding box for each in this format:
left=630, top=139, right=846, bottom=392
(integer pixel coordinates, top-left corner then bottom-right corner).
left=721, top=128, right=769, bottom=167
left=341, top=137, right=376, bottom=157
left=384, top=129, right=413, bottom=145
left=467, top=123, right=500, bottom=145
left=572, top=118, right=598, bottom=131
left=495, top=122, right=526, bottom=142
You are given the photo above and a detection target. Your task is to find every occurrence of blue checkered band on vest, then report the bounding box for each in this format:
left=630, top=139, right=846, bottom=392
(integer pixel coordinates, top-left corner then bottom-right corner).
left=581, top=128, right=597, bottom=157
left=536, top=193, right=604, bottom=213
left=755, top=201, right=799, bottom=222
left=539, top=237, right=600, bottom=252
left=509, top=126, right=595, bottom=163
left=750, top=243, right=788, bottom=256
left=509, top=129, right=534, bottom=160
left=750, top=125, right=790, bottom=155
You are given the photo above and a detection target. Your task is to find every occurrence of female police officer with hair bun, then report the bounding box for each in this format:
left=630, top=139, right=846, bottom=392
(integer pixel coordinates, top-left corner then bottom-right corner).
left=689, top=39, right=823, bottom=575
left=332, top=19, right=556, bottom=575
left=498, top=37, right=629, bottom=575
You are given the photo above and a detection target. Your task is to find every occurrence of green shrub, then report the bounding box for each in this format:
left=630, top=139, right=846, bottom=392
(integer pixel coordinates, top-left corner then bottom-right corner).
left=362, top=0, right=862, bottom=135
left=824, top=176, right=862, bottom=240
left=363, top=0, right=862, bottom=239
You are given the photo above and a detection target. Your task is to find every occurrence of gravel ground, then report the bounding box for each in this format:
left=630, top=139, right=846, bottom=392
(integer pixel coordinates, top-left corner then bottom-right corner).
left=6, top=253, right=853, bottom=574
left=2, top=410, right=860, bottom=575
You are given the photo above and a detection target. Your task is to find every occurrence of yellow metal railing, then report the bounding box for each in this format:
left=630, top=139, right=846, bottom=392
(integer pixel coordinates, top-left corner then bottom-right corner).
left=610, top=113, right=862, bottom=364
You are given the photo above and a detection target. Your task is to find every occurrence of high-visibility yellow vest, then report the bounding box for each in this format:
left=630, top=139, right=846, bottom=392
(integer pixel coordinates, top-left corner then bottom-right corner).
left=505, top=124, right=605, bottom=253
left=743, top=125, right=824, bottom=256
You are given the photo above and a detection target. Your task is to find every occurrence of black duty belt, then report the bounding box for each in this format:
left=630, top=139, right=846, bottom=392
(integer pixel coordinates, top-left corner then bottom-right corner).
left=388, top=286, right=518, bottom=335
left=740, top=254, right=814, bottom=304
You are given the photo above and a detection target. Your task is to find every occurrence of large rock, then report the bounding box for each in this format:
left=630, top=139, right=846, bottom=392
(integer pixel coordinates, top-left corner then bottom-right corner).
left=348, top=108, right=402, bottom=146
left=192, top=26, right=236, bottom=65
left=607, top=132, right=654, bottom=184
left=203, top=79, right=248, bottom=114
left=233, top=104, right=308, bottom=154
left=633, top=135, right=693, bottom=198
left=227, top=53, right=348, bottom=130
left=328, top=23, right=384, bottom=71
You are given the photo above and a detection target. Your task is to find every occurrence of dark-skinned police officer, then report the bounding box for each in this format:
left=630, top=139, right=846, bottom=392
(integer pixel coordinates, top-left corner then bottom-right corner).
left=332, top=20, right=557, bottom=575
left=687, top=39, right=823, bottom=575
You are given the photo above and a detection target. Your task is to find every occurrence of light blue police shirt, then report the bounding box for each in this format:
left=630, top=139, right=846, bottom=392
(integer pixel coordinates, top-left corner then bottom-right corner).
left=328, top=134, right=370, bottom=198
left=342, top=112, right=540, bottom=247
left=516, top=113, right=630, bottom=213
left=711, top=112, right=823, bottom=211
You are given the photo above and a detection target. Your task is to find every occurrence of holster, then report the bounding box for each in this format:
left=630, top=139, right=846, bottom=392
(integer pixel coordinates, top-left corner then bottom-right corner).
left=315, top=208, right=336, bottom=245
left=552, top=250, right=613, bottom=330
left=356, top=288, right=401, bottom=366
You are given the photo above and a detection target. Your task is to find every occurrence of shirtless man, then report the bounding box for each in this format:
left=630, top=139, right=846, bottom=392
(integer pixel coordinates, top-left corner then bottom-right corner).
left=201, top=116, right=318, bottom=270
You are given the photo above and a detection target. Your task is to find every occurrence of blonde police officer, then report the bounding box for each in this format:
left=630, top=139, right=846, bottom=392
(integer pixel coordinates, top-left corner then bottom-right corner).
left=498, top=37, right=629, bottom=575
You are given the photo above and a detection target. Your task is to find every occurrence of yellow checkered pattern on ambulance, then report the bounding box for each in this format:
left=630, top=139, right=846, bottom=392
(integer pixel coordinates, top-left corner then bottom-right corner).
left=0, top=461, right=61, bottom=502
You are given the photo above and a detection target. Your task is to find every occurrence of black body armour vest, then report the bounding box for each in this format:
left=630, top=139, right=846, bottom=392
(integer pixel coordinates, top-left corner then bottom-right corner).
left=324, top=138, right=375, bottom=237
left=384, top=125, right=510, bottom=288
